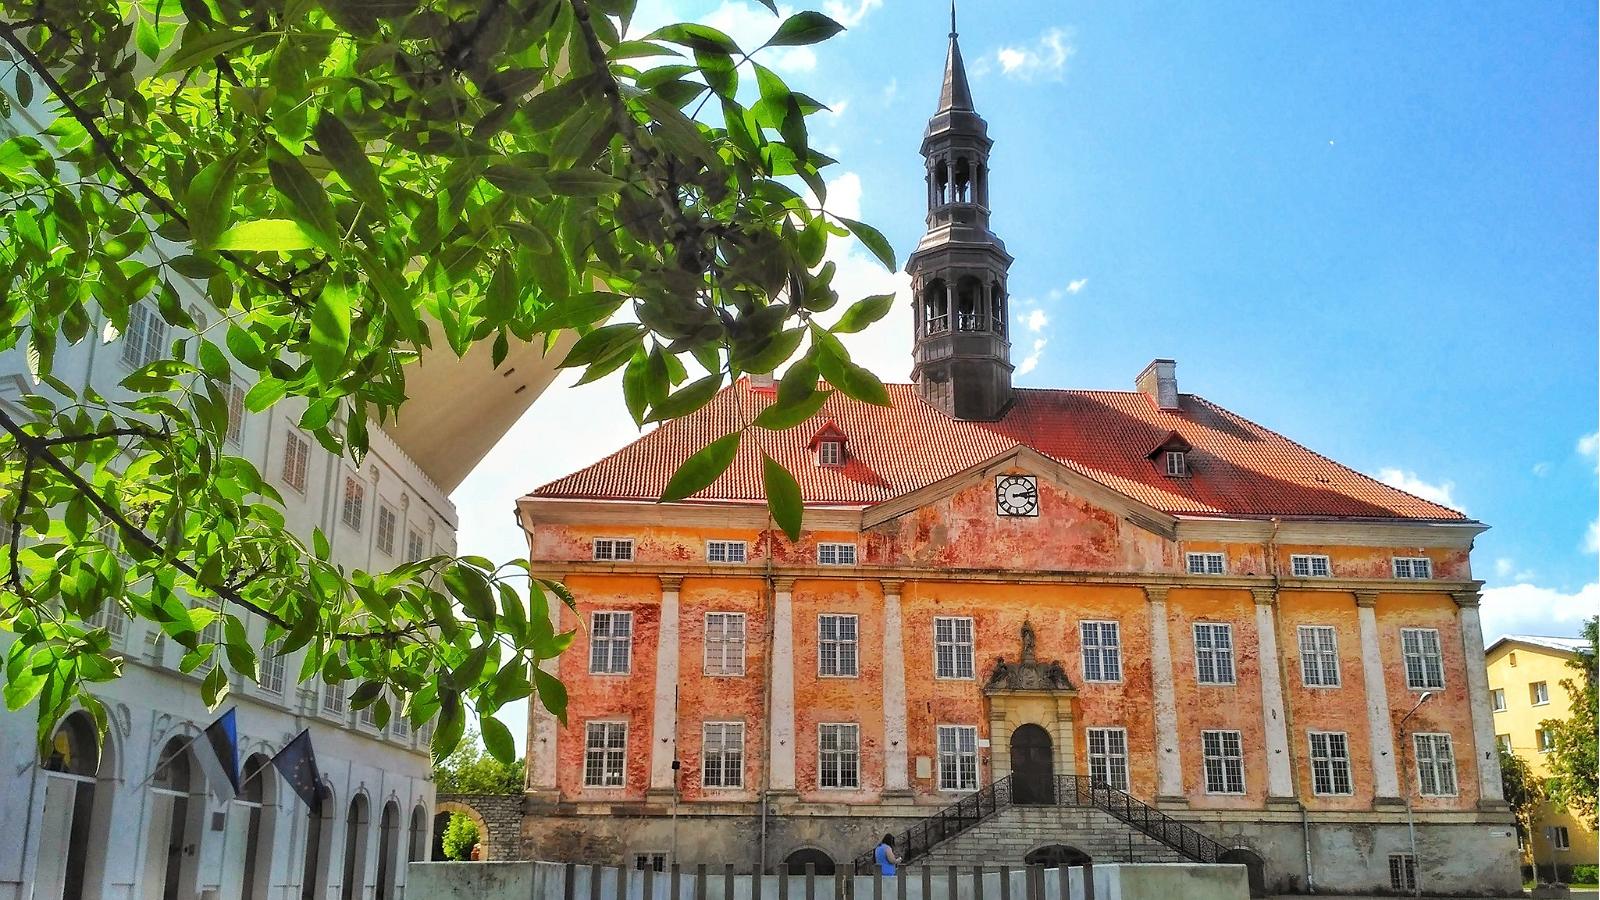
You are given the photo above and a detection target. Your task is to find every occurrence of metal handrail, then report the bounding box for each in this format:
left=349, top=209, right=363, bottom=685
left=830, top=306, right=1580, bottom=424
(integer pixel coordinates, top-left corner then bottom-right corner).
left=850, top=773, right=1228, bottom=871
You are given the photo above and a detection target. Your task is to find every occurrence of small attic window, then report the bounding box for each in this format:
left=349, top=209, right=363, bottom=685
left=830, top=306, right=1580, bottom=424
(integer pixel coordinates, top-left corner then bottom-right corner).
left=1165, top=450, right=1187, bottom=477
left=818, top=440, right=844, bottom=467
left=1147, top=430, right=1193, bottom=478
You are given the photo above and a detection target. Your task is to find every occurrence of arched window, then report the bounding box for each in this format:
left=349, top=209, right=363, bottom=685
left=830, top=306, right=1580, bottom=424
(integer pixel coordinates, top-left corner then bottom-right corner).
left=342, top=794, right=370, bottom=900
left=376, top=801, right=401, bottom=900
left=922, top=280, right=948, bottom=334
left=149, top=736, right=202, bottom=900
left=976, top=163, right=988, bottom=207
left=933, top=159, right=949, bottom=206
left=956, top=278, right=983, bottom=331
left=302, top=785, right=334, bottom=900
left=1024, top=845, right=1092, bottom=868
left=36, top=712, right=110, bottom=900
left=784, top=848, right=835, bottom=875
left=232, top=753, right=276, bottom=900
left=990, top=281, right=1006, bottom=334
left=953, top=157, right=971, bottom=203
left=408, top=805, right=429, bottom=863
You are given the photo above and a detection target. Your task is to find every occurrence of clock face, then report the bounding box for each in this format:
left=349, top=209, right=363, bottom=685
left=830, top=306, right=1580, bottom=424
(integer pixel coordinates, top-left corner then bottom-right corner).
left=995, top=475, right=1039, bottom=517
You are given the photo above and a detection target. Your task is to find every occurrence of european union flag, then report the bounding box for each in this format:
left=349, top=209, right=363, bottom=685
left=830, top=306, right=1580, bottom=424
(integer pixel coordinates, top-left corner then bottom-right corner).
left=271, top=729, right=325, bottom=815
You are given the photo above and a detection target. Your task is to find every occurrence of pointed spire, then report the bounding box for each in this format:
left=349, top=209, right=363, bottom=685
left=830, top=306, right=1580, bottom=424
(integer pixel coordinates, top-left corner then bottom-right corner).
left=937, top=1, right=973, bottom=113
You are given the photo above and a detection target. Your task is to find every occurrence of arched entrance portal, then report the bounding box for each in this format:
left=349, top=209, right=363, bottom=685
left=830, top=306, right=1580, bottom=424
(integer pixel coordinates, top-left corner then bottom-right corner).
left=1024, top=845, right=1092, bottom=868
left=36, top=712, right=113, bottom=900
left=1010, top=724, right=1055, bottom=804
left=341, top=794, right=370, bottom=900
left=783, top=848, right=835, bottom=875
left=1219, top=848, right=1267, bottom=897
left=375, top=800, right=401, bottom=900
left=146, top=736, right=203, bottom=900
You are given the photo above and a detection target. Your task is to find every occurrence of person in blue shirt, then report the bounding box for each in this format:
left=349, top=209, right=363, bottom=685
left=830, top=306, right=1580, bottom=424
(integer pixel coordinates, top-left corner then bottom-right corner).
left=873, top=834, right=901, bottom=876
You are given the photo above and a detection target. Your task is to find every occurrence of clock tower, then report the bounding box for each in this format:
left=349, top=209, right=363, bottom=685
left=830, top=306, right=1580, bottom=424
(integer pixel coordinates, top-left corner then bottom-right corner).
left=907, top=6, right=1016, bottom=421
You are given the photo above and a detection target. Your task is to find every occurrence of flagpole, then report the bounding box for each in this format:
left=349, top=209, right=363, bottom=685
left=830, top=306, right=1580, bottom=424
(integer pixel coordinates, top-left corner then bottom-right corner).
left=126, top=728, right=206, bottom=793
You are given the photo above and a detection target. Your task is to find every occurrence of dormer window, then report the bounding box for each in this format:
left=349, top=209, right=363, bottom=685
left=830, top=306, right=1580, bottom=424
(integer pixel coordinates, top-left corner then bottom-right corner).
left=818, top=441, right=843, bottom=467
left=1165, top=450, right=1187, bottom=478
left=1148, top=431, right=1193, bottom=477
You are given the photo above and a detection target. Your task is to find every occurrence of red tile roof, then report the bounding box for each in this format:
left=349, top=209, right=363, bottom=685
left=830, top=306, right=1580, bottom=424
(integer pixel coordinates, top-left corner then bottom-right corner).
left=529, top=380, right=1469, bottom=522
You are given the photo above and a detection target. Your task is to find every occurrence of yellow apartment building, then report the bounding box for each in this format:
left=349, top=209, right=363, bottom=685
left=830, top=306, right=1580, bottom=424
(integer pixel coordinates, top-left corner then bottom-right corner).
left=1486, top=634, right=1596, bottom=871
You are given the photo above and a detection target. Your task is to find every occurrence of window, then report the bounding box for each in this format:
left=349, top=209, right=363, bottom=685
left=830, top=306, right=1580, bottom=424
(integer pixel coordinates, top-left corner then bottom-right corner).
left=818, top=440, right=844, bottom=467
left=817, top=542, right=857, bottom=566
left=193, top=599, right=223, bottom=675
left=1186, top=552, right=1225, bottom=575
left=934, top=617, right=975, bottom=679
left=1400, top=628, right=1444, bottom=690
left=1413, top=733, right=1457, bottom=796
left=260, top=640, right=286, bottom=695
left=593, top=538, right=634, bottom=561
left=583, top=722, right=627, bottom=787
left=701, top=722, right=744, bottom=788
left=1201, top=730, right=1245, bottom=794
left=1086, top=727, right=1129, bottom=791
left=376, top=504, right=397, bottom=556
left=341, top=476, right=365, bottom=531
left=122, top=303, right=168, bottom=369
left=1495, top=733, right=1511, bottom=752
left=282, top=431, right=310, bottom=493
left=225, top=381, right=246, bottom=446
left=704, top=613, right=746, bottom=676
left=1530, top=681, right=1549, bottom=705
left=359, top=704, right=378, bottom=729
left=707, top=540, right=747, bottom=564
left=1308, top=732, right=1353, bottom=796
left=1553, top=826, right=1570, bottom=851
left=1536, top=729, right=1554, bottom=753
left=1193, top=623, right=1236, bottom=685
left=1491, top=688, right=1506, bottom=712
left=818, top=724, right=860, bottom=789
left=389, top=696, right=410, bottom=739
left=1508, top=651, right=1517, bottom=667
left=1289, top=554, right=1331, bottom=577
left=936, top=725, right=979, bottom=791
left=407, top=528, right=427, bottom=561
left=818, top=614, right=858, bottom=677
left=1080, top=621, right=1122, bottom=683
left=1392, top=557, right=1433, bottom=579
left=1164, top=450, right=1187, bottom=477
left=1297, top=625, right=1340, bottom=687
left=87, top=601, right=128, bottom=642
left=323, top=682, right=347, bottom=715
left=1388, top=855, right=1416, bottom=893
left=589, top=612, right=633, bottom=674
left=634, top=854, right=667, bottom=873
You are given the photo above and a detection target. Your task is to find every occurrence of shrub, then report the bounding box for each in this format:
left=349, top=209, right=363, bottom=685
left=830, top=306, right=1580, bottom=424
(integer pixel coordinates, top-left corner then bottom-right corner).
left=441, top=813, right=480, bottom=861
left=1570, top=863, right=1598, bottom=884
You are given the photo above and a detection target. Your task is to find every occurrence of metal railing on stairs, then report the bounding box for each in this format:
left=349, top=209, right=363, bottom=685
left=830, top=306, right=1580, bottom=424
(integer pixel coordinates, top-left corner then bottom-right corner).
left=852, top=774, right=1228, bottom=871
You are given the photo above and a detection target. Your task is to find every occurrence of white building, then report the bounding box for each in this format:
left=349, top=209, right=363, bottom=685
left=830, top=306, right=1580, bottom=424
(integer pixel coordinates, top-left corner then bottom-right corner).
left=0, top=83, right=567, bottom=900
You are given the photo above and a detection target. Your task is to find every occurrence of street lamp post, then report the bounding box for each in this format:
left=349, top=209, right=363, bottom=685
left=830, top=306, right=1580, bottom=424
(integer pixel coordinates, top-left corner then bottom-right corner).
left=1398, top=691, right=1433, bottom=898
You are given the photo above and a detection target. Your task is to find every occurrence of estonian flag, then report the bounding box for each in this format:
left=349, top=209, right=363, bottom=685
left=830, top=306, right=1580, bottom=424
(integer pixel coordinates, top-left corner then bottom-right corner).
left=194, top=708, right=242, bottom=805
left=272, top=729, right=325, bottom=815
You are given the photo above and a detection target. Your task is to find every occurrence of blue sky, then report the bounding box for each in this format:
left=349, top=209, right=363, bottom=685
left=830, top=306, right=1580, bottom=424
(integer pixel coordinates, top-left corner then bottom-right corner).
left=460, top=2, right=1598, bottom=745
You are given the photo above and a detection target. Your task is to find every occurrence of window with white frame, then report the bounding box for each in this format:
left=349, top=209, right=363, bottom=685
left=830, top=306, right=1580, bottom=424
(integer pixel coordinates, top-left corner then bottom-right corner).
left=1186, top=552, right=1225, bottom=575
left=1553, top=826, right=1570, bottom=851
left=818, top=723, right=859, bottom=789
left=1530, top=681, right=1549, bottom=705
left=1388, top=855, right=1416, bottom=893
left=323, top=681, right=347, bottom=715
left=707, top=540, right=747, bottom=564
left=1496, top=733, right=1511, bottom=752
left=1491, top=688, right=1506, bottom=712
left=1308, top=731, right=1353, bottom=795
left=1400, top=628, right=1444, bottom=690
left=1413, top=733, right=1457, bottom=796
left=225, top=381, right=247, bottom=446
left=635, top=854, right=668, bottom=873
left=341, top=476, right=365, bottom=531
left=583, top=722, right=627, bottom=787
left=193, top=599, right=223, bottom=675
left=1080, top=621, right=1122, bottom=683
left=701, top=722, right=744, bottom=788
left=282, top=431, right=310, bottom=493
left=1201, top=730, right=1245, bottom=794
left=704, top=613, right=746, bottom=676
left=593, top=538, right=634, bottom=561
left=376, top=504, right=397, bottom=556
left=122, top=302, right=168, bottom=369
left=389, top=694, right=410, bottom=739
left=1536, top=728, right=1554, bottom=753
left=260, top=640, right=286, bottom=695
left=1297, top=625, right=1340, bottom=687
left=1289, top=554, right=1331, bottom=577
left=359, top=703, right=378, bottom=729
left=818, top=614, right=858, bottom=677
left=407, top=527, right=427, bottom=561
left=817, top=542, right=857, bottom=566
left=1086, top=727, right=1129, bottom=790
left=934, top=617, right=974, bottom=679
left=87, top=600, right=128, bottom=642
left=936, top=725, right=978, bottom=791
left=1193, top=623, right=1236, bottom=684
left=1392, top=557, right=1433, bottom=579
left=818, top=440, right=844, bottom=467
left=589, top=612, right=633, bottom=674
left=1163, top=450, right=1187, bottom=477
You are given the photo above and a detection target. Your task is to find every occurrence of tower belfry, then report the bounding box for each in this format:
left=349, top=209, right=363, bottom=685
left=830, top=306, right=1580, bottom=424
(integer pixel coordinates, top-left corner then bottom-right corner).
left=907, top=3, right=1015, bottom=421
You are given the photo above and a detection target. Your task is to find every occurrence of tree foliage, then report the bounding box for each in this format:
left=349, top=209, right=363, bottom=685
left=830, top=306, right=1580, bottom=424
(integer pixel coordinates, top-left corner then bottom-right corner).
left=434, top=725, right=525, bottom=793
left=0, top=0, right=895, bottom=760
left=1499, top=744, right=1546, bottom=848
left=1543, top=617, right=1598, bottom=829
left=440, top=812, right=480, bottom=861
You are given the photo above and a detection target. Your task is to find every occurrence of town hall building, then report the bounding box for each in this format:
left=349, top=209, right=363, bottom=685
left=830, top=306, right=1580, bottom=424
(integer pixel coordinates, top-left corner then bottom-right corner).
left=513, top=21, right=1519, bottom=897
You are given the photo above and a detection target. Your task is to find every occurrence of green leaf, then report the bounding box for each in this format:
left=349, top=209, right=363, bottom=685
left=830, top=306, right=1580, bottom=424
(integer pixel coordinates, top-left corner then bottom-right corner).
left=778, top=355, right=819, bottom=406
left=480, top=714, right=515, bottom=764
left=762, top=453, right=803, bottom=541
left=268, top=146, right=340, bottom=253
left=444, top=565, right=495, bottom=624
left=647, top=22, right=740, bottom=54
left=546, top=170, right=623, bottom=197
left=832, top=293, right=895, bottom=334
left=839, top=217, right=896, bottom=270
left=660, top=432, right=740, bottom=502
left=484, top=164, right=550, bottom=197
left=185, top=157, right=237, bottom=249
left=313, top=114, right=385, bottom=210
left=533, top=667, right=568, bottom=724
left=155, top=27, right=259, bottom=76
left=309, top=281, right=352, bottom=381
left=768, top=11, right=844, bottom=47
left=215, top=219, right=317, bottom=252
left=645, top=372, right=722, bottom=423
left=734, top=326, right=805, bottom=375
left=752, top=388, right=832, bottom=430
left=243, top=377, right=287, bottom=412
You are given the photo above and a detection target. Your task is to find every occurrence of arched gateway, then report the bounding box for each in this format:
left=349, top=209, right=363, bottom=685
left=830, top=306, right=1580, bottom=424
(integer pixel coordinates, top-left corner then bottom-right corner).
left=984, top=621, right=1079, bottom=797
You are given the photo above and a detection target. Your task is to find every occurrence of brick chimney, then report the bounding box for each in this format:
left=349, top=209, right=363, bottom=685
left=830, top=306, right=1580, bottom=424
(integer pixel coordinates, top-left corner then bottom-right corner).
left=1136, top=359, right=1180, bottom=409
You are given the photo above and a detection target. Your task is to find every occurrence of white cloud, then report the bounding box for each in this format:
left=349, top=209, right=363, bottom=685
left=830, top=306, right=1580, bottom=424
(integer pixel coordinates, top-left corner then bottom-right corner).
left=1579, top=431, right=1599, bottom=458
left=1375, top=467, right=1463, bottom=513
left=1066, top=278, right=1088, bottom=294
left=1024, top=309, right=1048, bottom=332
left=880, top=78, right=899, bottom=106
left=816, top=172, right=914, bottom=381
left=700, top=2, right=820, bottom=73
left=991, top=27, right=1074, bottom=82
left=821, top=0, right=882, bottom=28
left=1017, top=338, right=1047, bottom=376
left=1532, top=461, right=1552, bottom=477
left=1586, top=519, right=1599, bottom=555
left=1494, top=558, right=1515, bottom=578
left=1479, top=581, right=1600, bottom=644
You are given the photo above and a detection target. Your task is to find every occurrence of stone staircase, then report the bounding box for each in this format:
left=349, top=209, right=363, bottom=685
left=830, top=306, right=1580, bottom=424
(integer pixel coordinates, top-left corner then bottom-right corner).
left=917, top=804, right=1188, bottom=866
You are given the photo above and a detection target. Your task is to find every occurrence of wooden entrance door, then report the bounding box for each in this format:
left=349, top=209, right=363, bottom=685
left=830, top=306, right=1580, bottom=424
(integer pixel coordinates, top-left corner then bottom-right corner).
left=1010, top=724, right=1055, bottom=804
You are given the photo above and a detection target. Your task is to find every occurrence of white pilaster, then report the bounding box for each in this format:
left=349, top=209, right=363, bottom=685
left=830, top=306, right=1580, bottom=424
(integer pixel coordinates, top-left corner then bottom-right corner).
left=1356, top=591, right=1401, bottom=799
left=1252, top=589, right=1295, bottom=799
left=1454, top=592, right=1505, bottom=803
left=527, top=575, right=563, bottom=794
left=881, top=581, right=909, bottom=792
left=769, top=578, right=797, bottom=791
left=1146, top=586, right=1184, bottom=800
left=649, top=576, right=683, bottom=793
